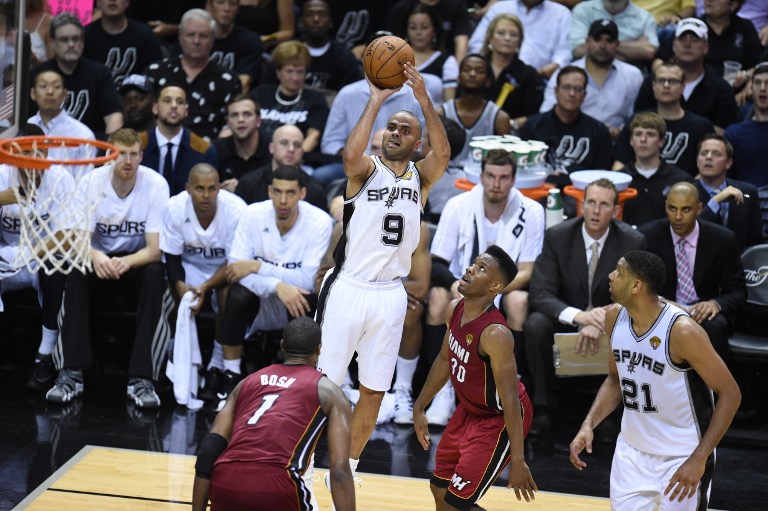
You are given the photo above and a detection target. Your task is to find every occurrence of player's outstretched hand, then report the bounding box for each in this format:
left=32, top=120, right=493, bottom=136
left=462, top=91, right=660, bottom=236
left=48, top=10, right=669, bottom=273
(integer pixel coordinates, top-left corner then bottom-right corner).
left=664, top=455, right=705, bottom=502
left=507, top=460, right=537, bottom=502
left=403, top=62, right=427, bottom=101
left=569, top=425, right=594, bottom=470
left=276, top=282, right=312, bottom=317
left=413, top=408, right=430, bottom=450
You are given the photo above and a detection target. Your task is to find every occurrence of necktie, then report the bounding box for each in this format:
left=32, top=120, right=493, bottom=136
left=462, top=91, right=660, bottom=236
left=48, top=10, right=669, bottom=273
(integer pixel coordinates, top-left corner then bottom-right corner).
left=711, top=189, right=729, bottom=226
left=675, top=238, right=698, bottom=305
left=587, top=241, right=599, bottom=310
left=163, top=142, right=175, bottom=183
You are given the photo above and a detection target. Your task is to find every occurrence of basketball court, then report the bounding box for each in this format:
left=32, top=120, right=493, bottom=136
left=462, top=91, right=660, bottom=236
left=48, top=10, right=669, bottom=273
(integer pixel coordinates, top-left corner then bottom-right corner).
left=16, top=446, right=616, bottom=511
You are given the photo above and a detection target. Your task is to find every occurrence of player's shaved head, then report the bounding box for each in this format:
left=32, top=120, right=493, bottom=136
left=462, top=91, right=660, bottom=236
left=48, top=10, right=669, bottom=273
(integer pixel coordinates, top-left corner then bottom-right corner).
left=188, top=163, right=220, bottom=183
left=281, top=317, right=322, bottom=356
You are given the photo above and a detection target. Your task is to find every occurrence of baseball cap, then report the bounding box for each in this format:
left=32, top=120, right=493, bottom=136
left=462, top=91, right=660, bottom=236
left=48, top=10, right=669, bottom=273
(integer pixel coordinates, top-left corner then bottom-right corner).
left=588, top=19, right=619, bottom=40
left=119, top=74, right=153, bottom=94
left=675, top=18, right=708, bottom=40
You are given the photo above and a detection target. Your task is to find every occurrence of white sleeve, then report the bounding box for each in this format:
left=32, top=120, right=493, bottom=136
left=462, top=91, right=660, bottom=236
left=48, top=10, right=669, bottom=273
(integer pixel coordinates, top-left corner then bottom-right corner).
left=539, top=71, right=558, bottom=114
left=146, top=179, right=170, bottom=233
left=467, top=6, right=496, bottom=54
left=442, top=56, right=459, bottom=88
left=159, top=203, right=184, bottom=255
left=552, top=9, right=573, bottom=69
left=228, top=215, right=254, bottom=262
left=519, top=202, right=545, bottom=263
left=430, top=197, right=463, bottom=264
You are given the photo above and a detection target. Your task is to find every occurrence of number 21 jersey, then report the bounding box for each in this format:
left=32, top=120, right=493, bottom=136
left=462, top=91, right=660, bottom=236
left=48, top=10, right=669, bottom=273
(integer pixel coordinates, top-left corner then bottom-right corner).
left=336, top=156, right=421, bottom=282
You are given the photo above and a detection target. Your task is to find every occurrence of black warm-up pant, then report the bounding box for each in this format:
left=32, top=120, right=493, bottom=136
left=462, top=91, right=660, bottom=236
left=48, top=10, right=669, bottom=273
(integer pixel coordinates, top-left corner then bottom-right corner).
left=39, top=271, right=67, bottom=331
left=53, top=262, right=173, bottom=380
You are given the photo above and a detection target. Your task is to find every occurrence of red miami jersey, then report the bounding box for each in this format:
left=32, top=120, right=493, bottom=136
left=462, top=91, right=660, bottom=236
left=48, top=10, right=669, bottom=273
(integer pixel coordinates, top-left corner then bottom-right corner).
left=215, top=364, right=327, bottom=473
left=447, top=299, right=527, bottom=416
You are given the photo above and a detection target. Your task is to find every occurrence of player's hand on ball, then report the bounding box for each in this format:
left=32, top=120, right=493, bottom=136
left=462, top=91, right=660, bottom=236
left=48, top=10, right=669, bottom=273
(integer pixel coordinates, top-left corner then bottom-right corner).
left=569, top=426, right=594, bottom=470
left=413, top=409, right=430, bottom=450
left=403, top=63, right=427, bottom=99
left=507, top=460, right=537, bottom=502
left=664, top=455, right=704, bottom=502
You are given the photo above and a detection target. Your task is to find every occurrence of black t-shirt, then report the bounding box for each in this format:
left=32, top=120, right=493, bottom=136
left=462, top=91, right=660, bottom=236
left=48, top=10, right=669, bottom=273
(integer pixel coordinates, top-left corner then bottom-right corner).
left=125, top=0, right=205, bottom=43
left=704, top=15, right=763, bottom=74
left=519, top=109, right=614, bottom=173
left=213, top=132, right=271, bottom=180
left=328, top=1, right=391, bottom=51
left=634, top=67, right=741, bottom=130
left=387, top=0, right=472, bottom=56
left=145, top=56, right=243, bottom=140
left=621, top=162, right=691, bottom=227
left=30, top=58, right=122, bottom=137
left=212, top=24, right=264, bottom=84
left=235, top=3, right=278, bottom=38
left=251, top=83, right=330, bottom=142
left=305, top=41, right=363, bottom=91
left=614, top=110, right=714, bottom=176
left=84, top=19, right=164, bottom=87
left=488, top=57, right=545, bottom=119
left=234, top=164, right=328, bottom=211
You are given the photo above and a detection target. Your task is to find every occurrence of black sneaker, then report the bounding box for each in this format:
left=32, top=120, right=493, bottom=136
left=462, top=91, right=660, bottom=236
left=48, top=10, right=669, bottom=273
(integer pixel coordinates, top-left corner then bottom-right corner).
left=26, top=354, right=56, bottom=391
left=46, top=368, right=84, bottom=403
left=214, top=370, right=241, bottom=412
left=127, top=378, right=161, bottom=409
left=199, top=367, right=223, bottom=401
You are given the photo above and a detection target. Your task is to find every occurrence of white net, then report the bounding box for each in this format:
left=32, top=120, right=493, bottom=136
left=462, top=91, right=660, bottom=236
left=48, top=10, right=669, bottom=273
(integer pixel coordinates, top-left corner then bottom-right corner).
left=2, top=138, right=118, bottom=276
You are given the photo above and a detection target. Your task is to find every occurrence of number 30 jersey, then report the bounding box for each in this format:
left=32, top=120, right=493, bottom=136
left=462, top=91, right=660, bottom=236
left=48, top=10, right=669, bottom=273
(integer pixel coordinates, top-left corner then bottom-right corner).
left=215, top=364, right=327, bottom=473
left=612, top=303, right=714, bottom=457
left=336, top=156, right=422, bottom=282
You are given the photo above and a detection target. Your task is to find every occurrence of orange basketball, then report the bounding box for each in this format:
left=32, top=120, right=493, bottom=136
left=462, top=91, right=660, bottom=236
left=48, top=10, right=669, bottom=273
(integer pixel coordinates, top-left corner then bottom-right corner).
left=363, top=36, right=414, bottom=89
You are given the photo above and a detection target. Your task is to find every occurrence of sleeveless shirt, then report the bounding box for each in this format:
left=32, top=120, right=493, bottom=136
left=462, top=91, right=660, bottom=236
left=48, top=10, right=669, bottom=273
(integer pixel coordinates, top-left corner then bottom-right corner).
left=612, top=303, right=714, bottom=456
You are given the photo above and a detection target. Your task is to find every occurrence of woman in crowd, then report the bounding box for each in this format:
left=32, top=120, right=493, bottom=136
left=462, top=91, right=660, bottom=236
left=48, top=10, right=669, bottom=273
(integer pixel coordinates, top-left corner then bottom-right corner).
left=403, top=4, right=458, bottom=101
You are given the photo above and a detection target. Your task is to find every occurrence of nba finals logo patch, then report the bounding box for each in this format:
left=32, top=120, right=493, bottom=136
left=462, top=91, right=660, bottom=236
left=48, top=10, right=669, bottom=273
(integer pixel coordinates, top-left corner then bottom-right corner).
left=649, top=336, right=661, bottom=350
left=466, top=334, right=473, bottom=345
left=400, top=170, right=414, bottom=181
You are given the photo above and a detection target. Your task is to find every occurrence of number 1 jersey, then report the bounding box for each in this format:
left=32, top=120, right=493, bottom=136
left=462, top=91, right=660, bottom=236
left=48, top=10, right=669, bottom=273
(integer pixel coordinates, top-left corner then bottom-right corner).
left=215, top=364, right=326, bottom=473
left=336, top=156, right=422, bottom=282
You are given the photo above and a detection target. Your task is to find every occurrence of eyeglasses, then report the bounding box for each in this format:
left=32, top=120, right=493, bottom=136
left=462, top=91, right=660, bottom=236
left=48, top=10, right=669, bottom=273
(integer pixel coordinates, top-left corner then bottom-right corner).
left=557, top=85, right=586, bottom=94
left=652, top=78, right=683, bottom=86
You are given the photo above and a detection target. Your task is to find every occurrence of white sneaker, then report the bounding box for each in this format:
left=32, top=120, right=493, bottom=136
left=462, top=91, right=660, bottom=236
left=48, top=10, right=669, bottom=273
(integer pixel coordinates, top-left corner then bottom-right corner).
left=376, top=391, right=396, bottom=424
left=392, top=384, right=414, bottom=425
left=302, top=464, right=320, bottom=510
left=425, top=383, right=455, bottom=427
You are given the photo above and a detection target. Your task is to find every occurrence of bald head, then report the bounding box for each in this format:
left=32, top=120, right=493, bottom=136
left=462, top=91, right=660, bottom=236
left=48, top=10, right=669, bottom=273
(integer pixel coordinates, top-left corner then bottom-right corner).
left=271, top=125, right=304, bottom=167
left=665, top=181, right=702, bottom=237
left=188, top=163, right=219, bottom=182
left=668, top=181, right=699, bottom=201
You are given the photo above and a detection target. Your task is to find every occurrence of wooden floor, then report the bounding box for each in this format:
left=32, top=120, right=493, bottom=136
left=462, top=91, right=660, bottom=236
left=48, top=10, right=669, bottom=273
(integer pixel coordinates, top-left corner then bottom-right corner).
left=15, top=446, right=612, bottom=510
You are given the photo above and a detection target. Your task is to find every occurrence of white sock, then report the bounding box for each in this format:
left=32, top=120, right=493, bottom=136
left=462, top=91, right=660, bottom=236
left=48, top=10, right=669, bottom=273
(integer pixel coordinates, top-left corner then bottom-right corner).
left=394, top=356, right=418, bottom=389
left=349, top=458, right=359, bottom=474
left=223, top=358, right=241, bottom=375
left=38, top=326, right=58, bottom=356
left=207, top=341, right=225, bottom=371
left=343, top=371, right=353, bottom=387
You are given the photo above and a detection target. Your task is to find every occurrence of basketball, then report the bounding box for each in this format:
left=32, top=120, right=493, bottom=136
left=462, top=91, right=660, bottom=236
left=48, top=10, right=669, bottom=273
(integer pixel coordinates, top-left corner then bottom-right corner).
left=363, top=36, right=414, bottom=89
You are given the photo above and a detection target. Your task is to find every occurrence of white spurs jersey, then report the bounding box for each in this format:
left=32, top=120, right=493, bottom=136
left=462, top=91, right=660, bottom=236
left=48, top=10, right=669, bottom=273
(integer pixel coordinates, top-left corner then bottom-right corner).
left=612, top=303, right=714, bottom=457
left=337, top=157, right=422, bottom=282
left=0, top=164, right=75, bottom=247
left=76, top=164, right=170, bottom=255
left=160, top=190, right=246, bottom=278
left=229, top=200, right=332, bottom=294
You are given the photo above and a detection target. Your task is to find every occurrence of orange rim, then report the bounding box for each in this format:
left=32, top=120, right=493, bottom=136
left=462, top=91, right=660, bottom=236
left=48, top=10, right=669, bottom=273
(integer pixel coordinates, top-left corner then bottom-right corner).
left=0, top=136, right=120, bottom=169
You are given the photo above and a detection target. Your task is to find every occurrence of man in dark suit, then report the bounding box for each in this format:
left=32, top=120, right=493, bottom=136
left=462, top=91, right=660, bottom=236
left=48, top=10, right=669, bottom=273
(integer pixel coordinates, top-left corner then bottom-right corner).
left=525, top=179, right=646, bottom=433
left=692, top=134, right=763, bottom=253
left=139, top=84, right=218, bottom=196
left=639, top=182, right=747, bottom=361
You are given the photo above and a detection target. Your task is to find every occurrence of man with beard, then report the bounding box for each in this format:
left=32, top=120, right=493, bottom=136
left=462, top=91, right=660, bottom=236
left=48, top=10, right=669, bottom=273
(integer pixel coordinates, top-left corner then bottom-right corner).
left=424, top=149, right=544, bottom=425
left=213, top=96, right=271, bottom=193
left=540, top=20, right=642, bottom=139
left=139, top=85, right=218, bottom=196
left=119, top=74, right=156, bottom=133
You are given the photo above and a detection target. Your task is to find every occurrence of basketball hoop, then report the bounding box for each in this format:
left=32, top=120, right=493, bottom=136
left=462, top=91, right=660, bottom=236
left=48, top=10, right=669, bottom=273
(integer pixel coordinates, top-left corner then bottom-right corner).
left=0, top=136, right=120, bottom=275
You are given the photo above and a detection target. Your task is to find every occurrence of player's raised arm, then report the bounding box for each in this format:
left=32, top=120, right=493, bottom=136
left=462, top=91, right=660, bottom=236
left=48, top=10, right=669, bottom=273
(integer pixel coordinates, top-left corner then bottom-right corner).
left=481, top=324, right=537, bottom=501
left=318, top=376, right=356, bottom=511
left=407, top=63, right=450, bottom=190
left=663, top=317, right=741, bottom=502
left=342, top=80, right=400, bottom=184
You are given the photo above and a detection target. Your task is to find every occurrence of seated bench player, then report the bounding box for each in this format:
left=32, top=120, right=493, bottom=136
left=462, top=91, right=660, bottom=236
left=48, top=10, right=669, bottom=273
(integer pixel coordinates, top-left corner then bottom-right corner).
left=45, top=128, right=172, bottom=409
left=159, top=163, right=247, bottom=402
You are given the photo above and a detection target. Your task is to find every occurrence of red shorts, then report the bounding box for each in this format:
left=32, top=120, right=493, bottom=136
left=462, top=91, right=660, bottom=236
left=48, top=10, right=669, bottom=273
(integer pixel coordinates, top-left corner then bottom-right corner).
left=431, top=393, right=533, bottom=511
left=210, top=463, right=312, bottom=511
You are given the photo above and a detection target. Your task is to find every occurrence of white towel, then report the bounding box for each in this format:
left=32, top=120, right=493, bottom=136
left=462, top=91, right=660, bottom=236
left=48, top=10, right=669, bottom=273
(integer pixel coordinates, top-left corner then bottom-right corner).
left=165, top=292, right=204, bottom=410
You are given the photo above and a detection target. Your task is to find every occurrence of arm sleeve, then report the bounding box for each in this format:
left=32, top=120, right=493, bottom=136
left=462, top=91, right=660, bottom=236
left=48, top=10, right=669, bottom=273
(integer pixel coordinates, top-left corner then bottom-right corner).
left=165, top=253, right=185, bottom=285
left=519, top=203, right=545, bottom=263
left=429, top=200, right=463, bottom=273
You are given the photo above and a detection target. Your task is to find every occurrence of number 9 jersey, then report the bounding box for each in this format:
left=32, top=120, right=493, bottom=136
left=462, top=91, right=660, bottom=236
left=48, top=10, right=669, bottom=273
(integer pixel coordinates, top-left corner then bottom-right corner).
left=337, top=156, right=422, bottom=282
